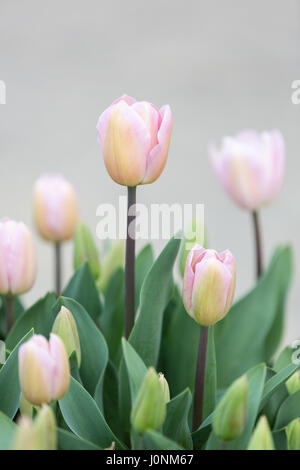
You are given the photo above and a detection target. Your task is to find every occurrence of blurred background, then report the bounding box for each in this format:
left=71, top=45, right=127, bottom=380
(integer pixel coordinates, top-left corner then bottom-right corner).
left=0, top=0, right=299, bottom=344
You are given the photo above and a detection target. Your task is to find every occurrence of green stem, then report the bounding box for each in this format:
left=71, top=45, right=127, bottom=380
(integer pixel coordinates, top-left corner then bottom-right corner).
left=193, top=325, right=209, bottom=431
left=125, top=186, right=136, bottom=339
left=55, top=242, right=62, bottom=297
left=6, top=296, right=14, bottom=334
left=252, top=210, right=263, bottom=279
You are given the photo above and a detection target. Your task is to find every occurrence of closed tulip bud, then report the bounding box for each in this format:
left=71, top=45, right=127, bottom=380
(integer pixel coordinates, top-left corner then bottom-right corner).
left=158, top=373, right=170, bottom=404
left=286, top=371, right=300, bottom=395
left=0, top=219, right=37, bottom=296
left=18, top=334, right=70, bottom=405
left=34, top=405, right=57, bottom=450
left=182, top=245, right=236, bottom=326
left=33, top=174, right=79, bottom=242
left=286, top=418, right=300, bottom=450
left=213, top=375, right=248, bottom=442
left=97, top=95, right=173, bottom=186
left=131, top=368, right=166, bottom=435
left=73, top=222, right=100, bottom=280
left=12, top=417, right=40, bottom=450
left=97, top=240, right=124, bottom=292
left=247, top=416, right=275, bottom=450
left=210, top=130, right=285, bottom=211
left=52, top=306, right=81, bottom=366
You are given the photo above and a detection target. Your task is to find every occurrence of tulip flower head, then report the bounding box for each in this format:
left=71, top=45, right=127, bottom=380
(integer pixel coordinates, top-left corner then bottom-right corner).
left=210, top=130, right=285, bottom=211
left=96, top=95, right=173, bottom=186
left=18, top=334, right=70, bottom=405
left=33, top=174, right=78, bottom=242
left=0, top=219, right=37, bottom=295
left=183, top=245, right=236, bottom=326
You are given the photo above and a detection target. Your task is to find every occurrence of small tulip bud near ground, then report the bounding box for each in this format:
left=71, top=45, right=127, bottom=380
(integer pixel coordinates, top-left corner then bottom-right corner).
left=158, top=373, right=170, bottom=404
left=52, top=306, right=81, bottom=366
left=286, top=371, right=300, bottom=395
left=96, top=95, right=173, bottom=187
left=131, top=368, right=166, bottom=435
left=213, top=375, right=248, bottom=442
left=210, top=130, right=285, bottom=211
left=247, top=415, right=275, bottom=450
left=18, top=334, right=70, bottom=405
left=34, top=405, right=57, bottom=450
left=286, top=418, right=300, bottom=450
left=33, top=174, right=79, bottom=242
left=73, top=222, right=100, bottom=280
left=97, top=240, right=124, bottom=292
left=12, top=417, right=40, bottom=450
left=183, top=245, right=236, bottom=327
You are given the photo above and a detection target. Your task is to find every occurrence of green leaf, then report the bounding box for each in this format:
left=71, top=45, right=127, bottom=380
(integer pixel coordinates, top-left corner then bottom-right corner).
left=274, top=390, right=300, bottom=430
left=53, top=297, right=108, bottom=399
left=63, top=264, right=102, bottom=320
left=0, top=296, right=24, bottom=338
left=215, top=246, right=292, bottom=387
left=135, top=244, right=154, bottom=312
left=121, top=338, right=147, bottom=404
left=144, top=429, right=184, bottom=450
left=0, top=411, right=16, bottom=450
left=6, top=293, right=56, bottom=350
left=260, top=368, right=288, bottom=428
left=129, top=236, right=181, bottom=367
left=57, top=428, right=103, bottom=450
left=260, top=361, right=300, bottom=410
left=101, top=268, right=124, bottom=365
left=102, top=361, right=122, bottom=440
left=0, top=329, right=34, bottom=418
left=59, top=377, right=125, bottom=449
left=163, top=389, right=193, bottom=449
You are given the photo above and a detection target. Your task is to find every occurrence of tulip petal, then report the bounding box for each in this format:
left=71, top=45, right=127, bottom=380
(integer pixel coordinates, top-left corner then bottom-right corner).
left=0, top=221, right=10, bottom=294
left=49, top=334, right=70, bottom=400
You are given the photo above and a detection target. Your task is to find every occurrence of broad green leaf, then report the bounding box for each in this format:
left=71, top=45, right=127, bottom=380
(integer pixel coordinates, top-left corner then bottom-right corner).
left=57, top=428, right=103, bottom=450
left=144, top=429, right=184, bottom=450
left=6, top=293, right=56, bottom=350
left=215, top=246, right=292, bottom=387
left=101, top=268, right=124, bottom=365
left=274, top=390, right=300, bottom=430
left=102, top=360, right=123, bottom=440
left=163, top=389, right=193, bottom=449
left=129, top=236, right=181, bottom=367
left=53, top=297, right=108, bottom=399
left=135, top=244, right=154, bottom=312
left=0, top=330, right=34, bottom=418
left=0, top=411, right=16, bottom=450
left=260, top=362, right=300, bottom=411
left=59, top=377, right=125, bottom=449
left=63, top=263, right=102, bottom=320
left=259, top=368, right=287, bottom=427
left=121, top=338, right=147, bottom=404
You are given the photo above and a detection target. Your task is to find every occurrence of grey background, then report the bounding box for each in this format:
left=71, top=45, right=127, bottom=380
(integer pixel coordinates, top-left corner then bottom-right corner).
left=1, top=0, right=299, bottom=345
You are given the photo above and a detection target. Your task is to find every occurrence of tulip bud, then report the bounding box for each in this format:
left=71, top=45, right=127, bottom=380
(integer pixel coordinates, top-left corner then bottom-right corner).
left=182, top=245, right=236, bottom=326
left=33, top=174, right=79, bottom=242
left=18, top=334, right=70, bottom=405
left=97, top=240, right=124, bottom=292
left=286, top=418, right=300, bottom=450
left=286, top=371, right=300, bottom=395
left=73, top=222, right=100, bottom=280
left=97, top=95, right=173, bottom=186
left=52, top=306, right=81, bottom=366
left=158, top=373, right=170, bottom=404
left=131, top=367, right=166, bottom=434
left=212, top=375, right=248, bottom=441
left=0, top=219, right=37, bottom=296
left=179, top=217, right=207, bottom=278
left=12, top=417, right=40, bottom=450
left=210, top=130, right=285, bottom=211
left=34, top=405, right=57, bottom=450
left=247, top=416, right=275, bottom=450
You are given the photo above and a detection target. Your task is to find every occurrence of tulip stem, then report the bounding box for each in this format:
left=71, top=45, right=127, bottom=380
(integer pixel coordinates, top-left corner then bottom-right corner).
left=55, top=242, right=62, bottom=296
left=6, top=296, right=14, bottom=334
left=193, top=325, right=209, bottom=431
left=252, top=210, right=263, bottom=279
left=125, top=186, right=136, bottom=339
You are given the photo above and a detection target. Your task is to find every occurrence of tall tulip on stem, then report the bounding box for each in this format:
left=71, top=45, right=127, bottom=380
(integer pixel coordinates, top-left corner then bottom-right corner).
left=97, top=95, right=172, bottom=338
left=0, top=220, right=37, bottom=333
left=210, top=130, right=285, bottom=280
left=183, top=246, right=236, bottom=430
left=33, top=174, right=79, bottom=296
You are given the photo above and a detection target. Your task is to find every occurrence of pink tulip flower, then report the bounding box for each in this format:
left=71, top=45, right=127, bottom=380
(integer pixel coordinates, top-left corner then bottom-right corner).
left=33, top=174, right=78, bottom=242
left=96, top=95, right=173, bottom=186
left=183, top=245, right=236, bottom=326
left=210, top=130, right=285, bottom=211
left=0, top=219, right=37, bottom=295
left=18, top=334, right=70, bottom=405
